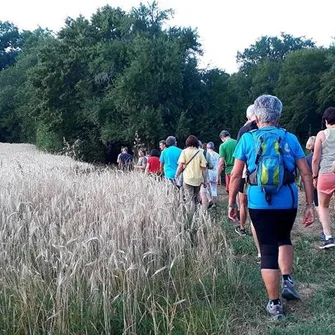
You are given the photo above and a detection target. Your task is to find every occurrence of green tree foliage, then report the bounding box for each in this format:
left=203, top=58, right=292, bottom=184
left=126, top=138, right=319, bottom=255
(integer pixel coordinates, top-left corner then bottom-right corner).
left=0, top=28, right=53, bottom=142
left=0, top=4, right=334, bottom=162
left=317, top=47, right=335, bottom=110
left=276, top=48, right=330, bottom=139
left=0, top=21, right=23, bottom=70
left=237, top=33, right=315, bottom=72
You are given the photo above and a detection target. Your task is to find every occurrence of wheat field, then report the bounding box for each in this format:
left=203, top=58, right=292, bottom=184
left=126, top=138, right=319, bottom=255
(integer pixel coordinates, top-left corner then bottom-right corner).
left=0, top=143, right=239, bottom=334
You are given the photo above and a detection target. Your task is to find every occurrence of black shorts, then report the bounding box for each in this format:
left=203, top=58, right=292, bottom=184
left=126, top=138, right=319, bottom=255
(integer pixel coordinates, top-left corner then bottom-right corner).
left=249, top=208, right=297, bottom=244
left=249, top=208, right=297, bottom=269
left=238, top=178, right=247, bottom=194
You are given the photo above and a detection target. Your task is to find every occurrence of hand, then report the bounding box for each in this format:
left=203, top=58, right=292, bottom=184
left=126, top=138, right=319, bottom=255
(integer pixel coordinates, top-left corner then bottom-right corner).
left=228, top=206, right=238, bottom=222
left=303, top=205, right=314, bottom=227
left=313, top=178, right=318, bottom=189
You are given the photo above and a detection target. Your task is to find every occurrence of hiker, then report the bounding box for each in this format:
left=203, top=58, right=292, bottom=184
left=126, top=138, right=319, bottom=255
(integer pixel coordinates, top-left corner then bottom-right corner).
left=116, top=148, right=122, bottom=168
left=217, top=130, right=237, bottom=193
left=206, top=142, right=220, bottom=205
left=118, top=147, right=133, bottom=171
left=145, top=149, right=161, bottom=175
left=235, top=105, right=261, bottom=254
left=160, top=136, right=182, bottom=182
left=312, top=107, right=335, bottom=249
left=159, top=140, right=167, bottom=151
left=304, top=136, right=320, bottom=222
left=199, top=141, right=215, bottom=210
left=175, top=135, right=207, bottom=215
left=134, top=149, right=147, bottom=172
left=228, top=94, right=314, bottom=320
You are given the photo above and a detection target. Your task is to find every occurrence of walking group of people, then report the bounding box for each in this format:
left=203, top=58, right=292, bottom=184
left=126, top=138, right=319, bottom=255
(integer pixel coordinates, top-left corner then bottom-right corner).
left=228, top=95, right=334, bottom=320
left=118, top=94, right=335, bottom=320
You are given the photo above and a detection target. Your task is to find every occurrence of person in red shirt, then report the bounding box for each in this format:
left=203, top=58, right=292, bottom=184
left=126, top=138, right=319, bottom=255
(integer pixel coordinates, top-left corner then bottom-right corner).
left=145, top=149, right=161, bottom=175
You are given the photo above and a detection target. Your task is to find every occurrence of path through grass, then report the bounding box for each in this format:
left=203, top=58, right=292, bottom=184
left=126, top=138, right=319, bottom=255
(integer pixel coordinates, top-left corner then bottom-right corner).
left=214, top=193, right=335, bottom=334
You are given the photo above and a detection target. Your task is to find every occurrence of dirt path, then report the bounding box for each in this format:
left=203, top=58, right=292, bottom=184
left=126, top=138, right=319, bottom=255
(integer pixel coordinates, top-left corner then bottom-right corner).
left=292, top=191, right=335, bottom=245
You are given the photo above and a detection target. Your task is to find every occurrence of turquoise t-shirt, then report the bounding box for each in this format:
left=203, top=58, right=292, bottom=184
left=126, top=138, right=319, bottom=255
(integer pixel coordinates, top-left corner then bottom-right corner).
left=160, top=146, right=182, bottom=179
left=233, top=127, right=305, bottom=209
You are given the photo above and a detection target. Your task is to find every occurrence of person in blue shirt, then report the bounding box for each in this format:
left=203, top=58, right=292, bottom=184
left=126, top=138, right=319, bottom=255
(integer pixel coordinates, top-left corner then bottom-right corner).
left=228, top=95, right=314, bottom=320
left=160, top=136, right=182, bottom=181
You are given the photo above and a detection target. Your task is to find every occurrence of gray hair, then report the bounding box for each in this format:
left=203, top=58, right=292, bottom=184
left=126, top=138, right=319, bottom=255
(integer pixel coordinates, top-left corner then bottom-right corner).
left=246, top=104, right=256, bottom=119
left=166, top=136, right=176, bottom=147
left=254, top=95, right=282, bottom=124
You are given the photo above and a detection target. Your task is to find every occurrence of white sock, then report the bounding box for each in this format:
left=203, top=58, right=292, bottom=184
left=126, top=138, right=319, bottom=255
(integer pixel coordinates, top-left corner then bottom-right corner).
left=325, top=234, right=332, bottom=240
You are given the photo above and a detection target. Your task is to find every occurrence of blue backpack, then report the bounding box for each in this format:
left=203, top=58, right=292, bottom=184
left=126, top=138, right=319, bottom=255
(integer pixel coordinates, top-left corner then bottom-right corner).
left=247, top=128, right=295, bottom=204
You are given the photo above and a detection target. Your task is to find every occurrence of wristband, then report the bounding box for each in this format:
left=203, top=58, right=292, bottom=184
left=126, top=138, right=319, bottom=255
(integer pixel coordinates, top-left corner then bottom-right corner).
left=312, top=175, right=318, bottom=179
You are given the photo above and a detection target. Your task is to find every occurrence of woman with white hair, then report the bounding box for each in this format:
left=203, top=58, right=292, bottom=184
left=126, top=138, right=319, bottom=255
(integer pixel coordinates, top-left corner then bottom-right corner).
left=228, top=95, right=314, bottom=320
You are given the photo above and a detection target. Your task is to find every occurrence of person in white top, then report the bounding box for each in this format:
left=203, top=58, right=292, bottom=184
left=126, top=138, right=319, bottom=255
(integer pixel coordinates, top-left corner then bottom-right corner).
left=312, top=107, right=335, bottom=249
left=206, top=142, right=220, bottom=204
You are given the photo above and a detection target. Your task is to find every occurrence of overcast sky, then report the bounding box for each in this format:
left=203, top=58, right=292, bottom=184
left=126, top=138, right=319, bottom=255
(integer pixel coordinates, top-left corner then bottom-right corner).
left=1, top=0, right=334, bottom=73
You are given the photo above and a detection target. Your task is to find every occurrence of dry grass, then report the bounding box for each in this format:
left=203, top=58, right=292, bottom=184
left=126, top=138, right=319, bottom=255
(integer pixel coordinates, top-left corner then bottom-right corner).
left=0, top=143, right=240, bottom=334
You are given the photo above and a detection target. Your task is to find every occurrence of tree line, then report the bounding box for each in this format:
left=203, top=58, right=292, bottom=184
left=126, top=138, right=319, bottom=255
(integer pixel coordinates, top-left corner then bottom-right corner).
left=0, top=2, right=334, bottom=162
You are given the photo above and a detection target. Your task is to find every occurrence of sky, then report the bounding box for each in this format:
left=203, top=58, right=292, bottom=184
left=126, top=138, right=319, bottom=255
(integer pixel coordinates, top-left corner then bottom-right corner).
left=1, top=0, right=334, bottom=74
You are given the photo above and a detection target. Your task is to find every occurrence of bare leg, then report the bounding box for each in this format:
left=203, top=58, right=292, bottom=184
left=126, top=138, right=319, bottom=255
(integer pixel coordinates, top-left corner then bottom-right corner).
left=261, top=269, right=280, bottom=300
left=318, top=191, right=332, bottom=236
left=200, top=189, right=208, bottom=211
left=238, top=192, right=247, bottom=230
left=262, top=234, right=294, bottom=301
left=278, top=245, right=293, bottom=275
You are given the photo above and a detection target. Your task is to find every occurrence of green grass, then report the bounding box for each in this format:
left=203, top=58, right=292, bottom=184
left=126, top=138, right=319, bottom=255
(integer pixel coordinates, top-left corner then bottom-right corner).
left=213, top=200, right=335, bottom=335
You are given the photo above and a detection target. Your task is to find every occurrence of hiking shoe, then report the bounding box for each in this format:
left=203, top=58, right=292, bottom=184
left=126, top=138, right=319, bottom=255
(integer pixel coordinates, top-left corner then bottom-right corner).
left=266, top=300, right=285, bottom=320
left=281, top=279, right=300, bottom=300
left=320, top=232, right=326, bottom=241
left=235, top=227, right=247, bottom=236
left=208, top=200, right=214, bottom=209
left=319, top=237, right=335, bottom=249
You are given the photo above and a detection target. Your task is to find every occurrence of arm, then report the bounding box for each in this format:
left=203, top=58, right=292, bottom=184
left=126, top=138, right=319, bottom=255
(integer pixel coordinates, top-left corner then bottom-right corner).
left=200, top=154, right=208, bottom=184
left=138, top=162, right=147, bottom=170
left=217, top=157, right=225, bottom=183
left=145, top=160, right=150, bottom=174
left=228, top=159, right=245, bottom=221
left=175, top=150, right=185, bottom=179
left=201, top=167, right=207, bottom=185
left=296, top=157, right=315, bottom=226
left=159, top=152, right=165, bottom=175
left=312, top=131, right=324, bottom=186
left=175, top=162, right=185, bottom=179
